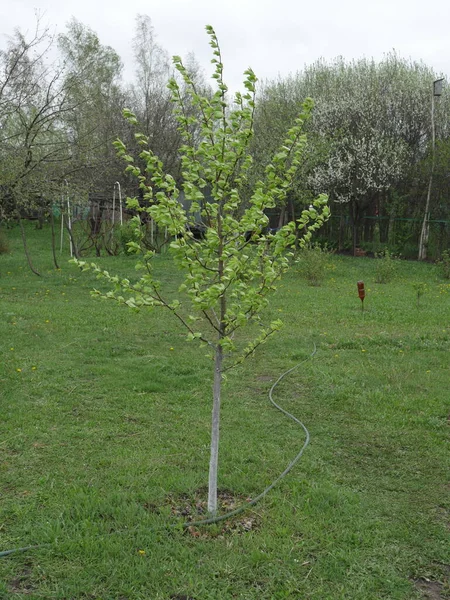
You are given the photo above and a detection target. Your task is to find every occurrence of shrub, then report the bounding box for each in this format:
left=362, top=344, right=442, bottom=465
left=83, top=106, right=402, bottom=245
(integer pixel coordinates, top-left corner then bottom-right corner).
left=437, top=250, right=450, bottom=279
left=119, top=220, right=167, bottom=254
left=118, top=221, right=136, bottom=254
left=375, top=249, right=396, bottom=283
left=297, top=244, right=330, bottom=286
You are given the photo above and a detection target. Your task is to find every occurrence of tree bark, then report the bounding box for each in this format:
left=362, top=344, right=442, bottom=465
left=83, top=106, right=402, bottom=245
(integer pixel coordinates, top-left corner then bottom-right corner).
left=18, top=216, right=41, bottom=276
left=50, top=210, right=60, bottom=270
left=388, top=206, right=396, bottom=247
left=351, top=200, right=359, bottom=256
left=65, top=219, right=79, bottom=259
left=338, top=214, right=345, bottom=252
left=418, top=176, right=433, bottom=260
left=208, top=344, right=223, bottom=515
left=207, top=190, right=226, bottom=515
left=277, top=205, right=286, bottom=229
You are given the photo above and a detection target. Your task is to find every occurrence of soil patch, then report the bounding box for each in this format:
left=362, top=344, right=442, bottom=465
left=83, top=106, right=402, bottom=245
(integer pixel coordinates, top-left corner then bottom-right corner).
left=9, top=564, right=34, bottom=595
left=414, top=579, right=445, bottom=600
left=168, top=487, right=260, bottom=537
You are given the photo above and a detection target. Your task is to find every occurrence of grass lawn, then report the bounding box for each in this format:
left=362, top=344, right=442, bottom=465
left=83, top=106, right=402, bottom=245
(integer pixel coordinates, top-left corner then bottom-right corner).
left=0, top=223, right=449, bottom=599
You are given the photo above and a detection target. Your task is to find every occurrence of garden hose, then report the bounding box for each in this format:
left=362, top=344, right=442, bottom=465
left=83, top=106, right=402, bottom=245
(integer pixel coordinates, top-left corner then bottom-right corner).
left=0, top=545, right=43, bottom=558
left=0, top=345, right=316, bottom=555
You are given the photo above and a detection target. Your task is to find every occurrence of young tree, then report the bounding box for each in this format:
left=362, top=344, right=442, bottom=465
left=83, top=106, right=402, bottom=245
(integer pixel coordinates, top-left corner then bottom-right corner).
left=74, top=26, right=329, bottom=515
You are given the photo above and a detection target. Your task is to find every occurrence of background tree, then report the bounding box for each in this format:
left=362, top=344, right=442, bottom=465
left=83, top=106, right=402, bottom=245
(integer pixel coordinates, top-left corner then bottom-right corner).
left=74, top=25, right=329, bottom=516
left=128, top=15, right=210, bottom=184
left=56, top=19, right=130, bottom=257
left=58, top=18, right=127, bottom=196
left=0, top=20, right=78, bottom=272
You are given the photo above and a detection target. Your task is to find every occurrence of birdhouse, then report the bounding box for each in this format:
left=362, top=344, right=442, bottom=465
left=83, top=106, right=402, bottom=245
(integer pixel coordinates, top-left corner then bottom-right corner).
left=434, top=78, right=444, bottom=96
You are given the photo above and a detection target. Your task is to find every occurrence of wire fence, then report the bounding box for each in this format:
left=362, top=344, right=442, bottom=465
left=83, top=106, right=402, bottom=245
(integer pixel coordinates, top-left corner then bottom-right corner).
left=318, top=215, right=450, bottom=259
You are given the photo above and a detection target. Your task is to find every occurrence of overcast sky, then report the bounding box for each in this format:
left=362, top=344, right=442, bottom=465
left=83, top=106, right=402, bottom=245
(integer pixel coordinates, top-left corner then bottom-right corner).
left=1, top=0, right=450, bottom=92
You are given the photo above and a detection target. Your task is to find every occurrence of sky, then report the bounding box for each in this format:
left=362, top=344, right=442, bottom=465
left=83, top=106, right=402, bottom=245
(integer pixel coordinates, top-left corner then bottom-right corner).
left=1, top=0, right=450, bottom=92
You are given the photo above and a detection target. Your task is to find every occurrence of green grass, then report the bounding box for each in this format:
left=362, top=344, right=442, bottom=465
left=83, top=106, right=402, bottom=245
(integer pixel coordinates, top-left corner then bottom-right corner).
left=0, top=223, right=449, bottom=600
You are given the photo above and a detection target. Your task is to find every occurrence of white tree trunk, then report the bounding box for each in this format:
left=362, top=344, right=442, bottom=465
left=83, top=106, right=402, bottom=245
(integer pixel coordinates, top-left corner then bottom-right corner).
left=207, top=345, right=223, bottom=515
left=419, top=90, right=436, bottom=261
left=418, top=177, right=432, bottom=260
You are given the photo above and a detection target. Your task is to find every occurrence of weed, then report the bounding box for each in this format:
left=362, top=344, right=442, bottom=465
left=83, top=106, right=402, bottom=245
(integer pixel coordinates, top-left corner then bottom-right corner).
left=413, top=282, right=427, bottom=306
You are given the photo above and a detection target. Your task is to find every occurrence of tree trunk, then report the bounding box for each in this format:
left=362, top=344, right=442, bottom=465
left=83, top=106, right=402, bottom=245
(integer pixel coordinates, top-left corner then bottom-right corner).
left=65, top=220, right=79, bottom=259
left=388, top=207, right=396, bottom=247
left=36, top=208, right=45, bottom=230
left=50, top=210, right=60, bottom=270
left=418, top=176, right=433, bottom=260
left=18, top=216, right=41, bottom=276
left=419, top=90, right=436, bottom=261
left=277, top=205, right=286, bottom=229
left=351, top=201, right=359, bottom=256
left=379, top=218, right=389, bottom=244
left=338, top=214, right=345, bottom=252
left=208, top=344, right=223, bottom=515
left=363, top=216, right=374, bottom=244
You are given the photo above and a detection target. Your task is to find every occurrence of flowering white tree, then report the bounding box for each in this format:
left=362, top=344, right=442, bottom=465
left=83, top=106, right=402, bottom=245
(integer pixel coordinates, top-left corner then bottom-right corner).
left=310, top=131, right=408, bottom=253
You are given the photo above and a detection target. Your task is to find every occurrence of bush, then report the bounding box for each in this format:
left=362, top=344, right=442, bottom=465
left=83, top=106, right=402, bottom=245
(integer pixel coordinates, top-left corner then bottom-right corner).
left=118, top=221, right=138, bottom=254
left=437, top=250, right=450, bottom=279
left=0, top=229, right=9, bottom=254
left=297, top=244, right=331, bottom=286
left=118, top=220, right=165, bottom=254
left=375, top=249, right=396, bottom=283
